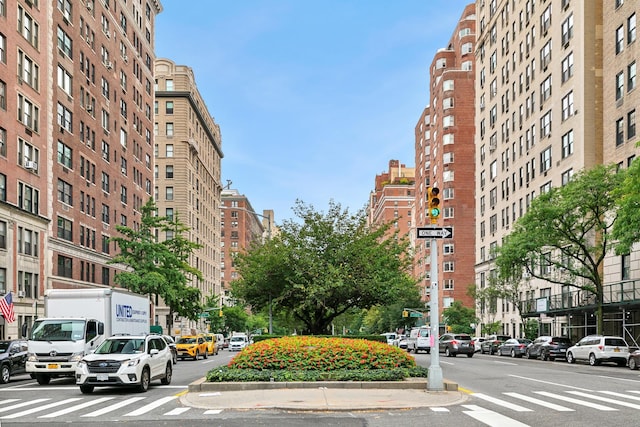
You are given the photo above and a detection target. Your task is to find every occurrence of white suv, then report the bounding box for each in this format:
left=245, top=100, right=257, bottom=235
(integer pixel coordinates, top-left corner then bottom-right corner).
left=76, top=334, right=173, bottom=393
left=566, top=335, right=629, bottom=367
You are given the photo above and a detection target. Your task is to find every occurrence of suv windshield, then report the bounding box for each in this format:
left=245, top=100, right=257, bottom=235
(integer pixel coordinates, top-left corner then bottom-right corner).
left=177, top=337, right=197, bottom=344
left=96, top=338, right=145, bottom=354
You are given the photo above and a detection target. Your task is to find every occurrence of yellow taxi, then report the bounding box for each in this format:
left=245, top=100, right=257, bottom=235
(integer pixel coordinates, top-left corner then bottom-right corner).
left=203, top=333, right=219, bottom=356
left=175, top=334, right=208, bottom=360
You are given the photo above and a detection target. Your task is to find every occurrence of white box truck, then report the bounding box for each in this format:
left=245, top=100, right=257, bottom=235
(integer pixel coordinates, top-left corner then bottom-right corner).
left=26, top=288, right=150, bottom=385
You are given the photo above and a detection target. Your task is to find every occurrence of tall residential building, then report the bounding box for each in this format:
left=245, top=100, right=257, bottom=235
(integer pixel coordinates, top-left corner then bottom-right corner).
left=154, top=58, right=223, bottom=332
left=368, top=159, right=415, bottom=241
left=474, top=1, right=604, bottom=339
left=220, top=189, right=273, bottom=306
left=1, top=0, right=162, bottom=339
left=414, top=3, right=477, bottom=317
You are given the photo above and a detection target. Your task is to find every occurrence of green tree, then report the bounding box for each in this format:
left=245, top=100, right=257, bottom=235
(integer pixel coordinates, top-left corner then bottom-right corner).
left=613, top=156, right=640, bottom=254
left=222, top=305, right=249, bottom=335
left=231, top=200, right=417, bottom=335
left=495, top=165, right=623, bottom=334
left=442, top=301, right=477, bottom=334
left=109, top=198, right=204, bottom=328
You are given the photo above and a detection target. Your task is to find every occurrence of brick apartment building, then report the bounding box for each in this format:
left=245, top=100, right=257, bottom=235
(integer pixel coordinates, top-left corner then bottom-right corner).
left=1, top=0, right=161, bottom=339
left=154, top=58, right=224, bottom=333
left=414, top=3, right=477, bottom=319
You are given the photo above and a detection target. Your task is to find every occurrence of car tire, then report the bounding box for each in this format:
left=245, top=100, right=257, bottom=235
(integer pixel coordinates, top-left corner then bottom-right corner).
left=589, top=353, right=600, bottom=366
left=204, top=349, right=208, bottom=359
left=511, top=349, right=516, bottom=358
left=629, top=358, right=638, bottom=370
left=525, top=349, right=531, bottom=359
left=549, top=356, right=555, bottom=361
left=193, top=351, right=199, bottom=361
left=79, top=385, right=94, bottom=394
left=467, top=352, right=474, bottom=358
left=566, top=352, right=575, bottom=364
left=542, top=350, right=549, bottom=361
left=480, top=347, right=485, bottom=354
left=35, top=374, right=51, bottom=385
left=489, top=347, right=494, bottom=355
left=161, top=362, right=172, bottom=385
left=137, top=367, right=150, bottom=392
left=0, top=364, right=10, bottom=384
left=445, top=347, right=452, bottom=357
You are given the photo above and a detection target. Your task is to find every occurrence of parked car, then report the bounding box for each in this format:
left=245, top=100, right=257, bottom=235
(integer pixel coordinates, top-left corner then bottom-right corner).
left=480, top=335, right=512, bottom=355
left=628, top=349, right=640, bottom=370
left=525, top=336, right=572, bottom=361
left=229, top=334, right=249, bottom=351
left=406, top=327, right=431, bottom=354
left=381, top=332, right=399, bottom=346
left=497, top=338, right=531, bottom=358
left=75, top=334, right=173, bottom=393
left=439, top=333, right=474, bottom=357
left=175, top=334, right=209, bottom=360
left=397, top=335, right=408, bottom=350
left=566, top=335, right=629, bottom=366
left=203, top=333, right=219, bottom=356
left=161, top=335, right=178, bottom=365
left=471, top=337, right=486, bottom=352
left=0, top=339, right=28, bottom=384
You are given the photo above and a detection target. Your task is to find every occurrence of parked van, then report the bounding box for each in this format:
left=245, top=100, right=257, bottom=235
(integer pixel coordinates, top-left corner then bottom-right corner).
left=380, top=332, right=398, bottom=346
left=407, top=327, right=431, bottom=354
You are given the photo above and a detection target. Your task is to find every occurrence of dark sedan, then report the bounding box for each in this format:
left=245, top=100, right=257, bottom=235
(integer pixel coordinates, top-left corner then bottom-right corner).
left=525, top=336, right=572, bottom=361
left=629, top=349, right=640, bottom=370
left=439, top=333, right=474, bottom=357
left=497, top=338, right=532, bottom=358
left=0, top=339, right=28, bottom=383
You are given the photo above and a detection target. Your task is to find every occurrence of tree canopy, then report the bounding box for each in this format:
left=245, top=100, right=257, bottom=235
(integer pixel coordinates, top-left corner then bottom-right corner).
left=109, top=198, right=204, bottom=322
left=494, top=164, right=623, bottom=334
left=442, top=301, right=478, bottom=334
left=612, top=156, right=640, bottom=254
left=230, top=200, right=418, bottom=335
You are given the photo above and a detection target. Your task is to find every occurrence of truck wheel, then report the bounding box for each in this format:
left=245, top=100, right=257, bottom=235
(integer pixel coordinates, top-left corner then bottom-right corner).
left=35, top=374, right=51, bottom=385
left=0, top=364, right=10, bottom=384
left=137, top=367, right=150, bottom=392
left=80, top=385, right=94, bottom=394
left=161, top=363, right=172, bottom=385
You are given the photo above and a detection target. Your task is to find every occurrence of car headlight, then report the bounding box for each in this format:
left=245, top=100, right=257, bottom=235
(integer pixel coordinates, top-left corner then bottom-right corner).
left=27, top=353, right=38, bottom=362
left=77, top=360, right=86, bottom=369
left=126, top=358, right=141, bottom=367
left=70, top=352, right=85, bottom=362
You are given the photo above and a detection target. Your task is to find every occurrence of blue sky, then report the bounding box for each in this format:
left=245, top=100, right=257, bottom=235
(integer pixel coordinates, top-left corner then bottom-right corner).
left=155, top=1, right=473, bottom=224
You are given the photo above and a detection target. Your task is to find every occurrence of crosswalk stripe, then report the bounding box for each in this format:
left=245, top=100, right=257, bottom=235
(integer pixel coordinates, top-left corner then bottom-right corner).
left=0, top=398, right=83, bottom=419
left=431, top=407, right=450, bottom=412
left=567, top=391, right=640, bottom=409
left=81, top=397, right=146, bottom=417
left=203, top=409, right=223, bottom=415
left=503, top=392, right=574, bottom=411
left=164, top=407, right=190, bottom=415
left=0, top=398, right=50, bottom=414
left=39, top=397, right=115, bottom=418
left=534, top=391, right=617, bottom=411
left=0, top=399, right=20, bottom=406
left=600, top=390, right=640, bottom=401
left=627, top=391, right=640, bottom=395
left=472, top=393, right=533, bottom=412
left=462, top=405, right=530, bottom=427
left=124, top=395, right=176, bottom=416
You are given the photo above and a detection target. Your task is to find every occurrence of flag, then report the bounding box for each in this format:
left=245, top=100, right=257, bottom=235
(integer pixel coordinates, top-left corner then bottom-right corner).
left=0, top=292, right=16, bottom=323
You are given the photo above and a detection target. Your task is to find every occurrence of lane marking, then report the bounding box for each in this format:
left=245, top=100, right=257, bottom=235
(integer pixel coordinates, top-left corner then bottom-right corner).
left=509, top=374, right=593, bottom=391
left=164, top=407, right=191, bottom=415
left=567, top=390, right=640, bottom=409
left=39, top=397, right=115, bottom=418
left=599, top=390, right=640, bottom=401
left=81, top=396, right=146, bottom=417
left=124, top=395, right=176, bottom=416
left=503, top=392, right=574, bottom=411
left=472, top=393, right=532, bottom=412
left=597, top=375, right=640, bottom=383
left=534, top=391, right=617, bottom=411
left=462, top=405, right=530, bottom=427
left=0, top=398, right=82, bottom=419
left=431, top=407, right=450, bottom=412
left=204, top=409, right=223, bottom=415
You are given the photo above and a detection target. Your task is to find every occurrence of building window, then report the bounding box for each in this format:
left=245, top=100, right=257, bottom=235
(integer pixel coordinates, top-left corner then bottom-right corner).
left=561, top=92, right=574, bottom=121
left=166, top=144, right=173, bottom=157
left=616, top=118, right=625, bottom=146
left=562, top=52, right=574, bottom=83
left=0, top=127, right=5, bottom=156
left=57, top=216, right=73, bottom=241
left=57, top=179, right=73, bottom=205
left=617, top=25, right=624, bottom=54
left=101, top=204, right=110, bottom=224
left=628, top=62, right=636, bottom=92
left=57, top=141, right=72, bottom=168
left=443, top=279, right=454, bottom=290
left=165, top=122, right=173, bottom=137
left=120, top=185, right=127, bottom=204
left=628, top=110, right=636, bottom=139
left=561, top=14, right=573, bottom=46
left=561, top=130, right=574, bottom=158
left=57, top=255, right=73, bottom=278
left=166, top=187, right=174, bottom=201
left=540, top=146, right=552, bottom=172
left=165, top=101, right=173, bottom=114
left=0, top=220, right=6, bottom=249
left=540, top=110, right=552, bottom=138
left=18, top=182, right=39, bottom=214
left=616, top=71, right=625, bottom=100
left=622, top=254, right=630, bottom=280
left=629, top=13, right=636, bottom=44
left=443, top=261, right=454, bottom=272
left=165, top=165, right=173, bottom=178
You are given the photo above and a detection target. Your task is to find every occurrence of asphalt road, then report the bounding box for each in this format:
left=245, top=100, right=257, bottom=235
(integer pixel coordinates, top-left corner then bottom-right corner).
left=1, top=349, right=640, bottom=426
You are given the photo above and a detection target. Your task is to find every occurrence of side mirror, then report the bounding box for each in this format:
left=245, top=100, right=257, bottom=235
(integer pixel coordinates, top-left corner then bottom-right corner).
left=150, top=349, right=159, bottom=356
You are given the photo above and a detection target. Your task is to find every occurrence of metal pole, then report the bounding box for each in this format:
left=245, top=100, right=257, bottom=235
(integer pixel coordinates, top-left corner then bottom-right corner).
left=428, top=237, right=443, bottom=391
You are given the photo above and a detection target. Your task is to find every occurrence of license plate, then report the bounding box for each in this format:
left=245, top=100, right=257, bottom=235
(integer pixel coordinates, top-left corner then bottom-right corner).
left=97, top=374, right=109, bottom=381
left=614, top=347, right=620, bottom=352
left=47, top=364, right=59, bottom=369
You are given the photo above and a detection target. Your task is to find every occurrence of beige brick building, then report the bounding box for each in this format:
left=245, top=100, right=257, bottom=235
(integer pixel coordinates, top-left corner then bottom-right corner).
left=154, top=58, right=223, bottom=333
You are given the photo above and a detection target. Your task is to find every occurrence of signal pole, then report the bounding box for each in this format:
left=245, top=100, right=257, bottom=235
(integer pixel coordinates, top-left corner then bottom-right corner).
left=428, top=236, right=443, bottom=391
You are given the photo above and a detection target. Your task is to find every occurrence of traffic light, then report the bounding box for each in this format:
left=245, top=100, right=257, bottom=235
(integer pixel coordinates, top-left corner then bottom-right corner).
left=402, top=310, right=409, bottom=318
left=428, top=187, right=441, bottom=224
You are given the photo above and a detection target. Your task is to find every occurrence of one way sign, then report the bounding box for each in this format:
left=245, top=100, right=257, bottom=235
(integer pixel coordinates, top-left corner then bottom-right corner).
left=416, top=226, right=453, bottom=239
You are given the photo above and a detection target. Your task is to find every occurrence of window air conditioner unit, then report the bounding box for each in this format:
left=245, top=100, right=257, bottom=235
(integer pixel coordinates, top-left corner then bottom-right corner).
left=86, top=104, right=93, bottom=112
left=123, top=54, right=128, bottom=62
left=86, top=2, right=93, bottom=11
left=25, top=160, right=38, bottom=170
left=18, top=291, right=25, bottom=298
left=105, top=61, right=113, bottom=70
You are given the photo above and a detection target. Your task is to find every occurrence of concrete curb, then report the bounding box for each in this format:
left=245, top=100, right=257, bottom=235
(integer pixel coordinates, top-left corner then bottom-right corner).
left=188, top=376, right=459, bottom=392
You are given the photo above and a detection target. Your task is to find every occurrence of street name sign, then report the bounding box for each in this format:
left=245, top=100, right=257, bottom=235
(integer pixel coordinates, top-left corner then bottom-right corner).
left=416, top=226, right=453, bottom=239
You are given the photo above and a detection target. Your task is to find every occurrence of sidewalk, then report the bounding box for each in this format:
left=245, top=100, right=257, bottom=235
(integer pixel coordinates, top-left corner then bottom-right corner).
left=180, top=378, right=468, bottom=411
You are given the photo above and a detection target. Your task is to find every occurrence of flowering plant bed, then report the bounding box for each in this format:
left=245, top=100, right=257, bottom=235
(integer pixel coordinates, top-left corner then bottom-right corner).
left=206, top=336, right=428, bottom=382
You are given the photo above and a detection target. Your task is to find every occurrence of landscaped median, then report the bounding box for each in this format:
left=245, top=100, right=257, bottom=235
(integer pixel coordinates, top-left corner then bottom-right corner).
left=189, top=336, right=458, bottom=392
